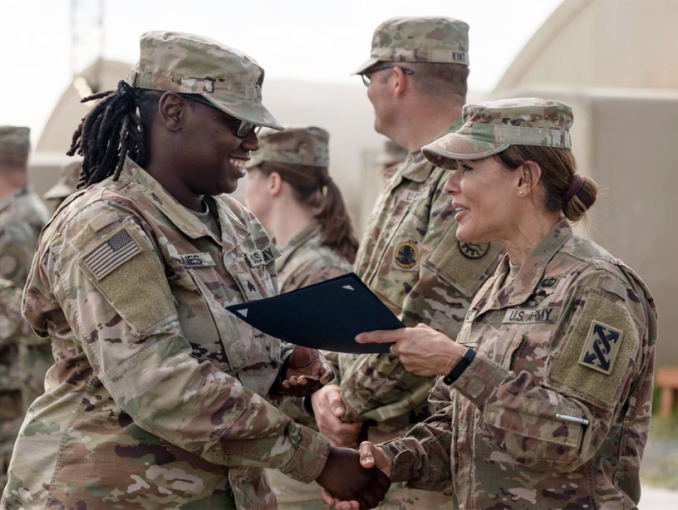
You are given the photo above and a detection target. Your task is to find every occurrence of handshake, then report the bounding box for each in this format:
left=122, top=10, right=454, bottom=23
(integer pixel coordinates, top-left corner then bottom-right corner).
left=315, top=442, right=392, bottom=510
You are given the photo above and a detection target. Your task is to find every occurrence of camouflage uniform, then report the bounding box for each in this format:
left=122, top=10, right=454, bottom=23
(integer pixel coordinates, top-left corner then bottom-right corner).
left=249, top=127, right=352, bottom=508
left=0, top=128, right=51, bottom=494
left=341, top=17, right=504, bottom=508
left=382, top=219, right=657, bottom=509
left=380, top=98, right=657, bottom=509
left=0, top=278, right=34, bottom=493
left=1, top=32, right=330, bottom=510
left=343, top=16, right=503, bottom=445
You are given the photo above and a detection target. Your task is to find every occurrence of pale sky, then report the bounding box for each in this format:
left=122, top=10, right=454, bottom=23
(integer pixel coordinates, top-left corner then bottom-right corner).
left=0, top=0, right=563, bottom=142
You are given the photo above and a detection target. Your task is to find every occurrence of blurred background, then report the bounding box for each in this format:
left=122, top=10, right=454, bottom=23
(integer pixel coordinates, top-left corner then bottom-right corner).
left=1, top=0, right=677, bottom=502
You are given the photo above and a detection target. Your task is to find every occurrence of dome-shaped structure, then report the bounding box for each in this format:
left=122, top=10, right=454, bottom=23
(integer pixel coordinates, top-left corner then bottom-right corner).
left=495, top=0, right=678, bottom=93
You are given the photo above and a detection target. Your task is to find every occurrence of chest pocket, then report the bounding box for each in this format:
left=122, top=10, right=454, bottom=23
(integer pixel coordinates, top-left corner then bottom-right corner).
left=167, top=250, right=279, bottom=375
left=368, top=194, right=430, bottom=310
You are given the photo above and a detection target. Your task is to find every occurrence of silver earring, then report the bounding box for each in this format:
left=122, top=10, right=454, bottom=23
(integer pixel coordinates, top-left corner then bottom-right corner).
left=518, top=191, right=523, bottom=196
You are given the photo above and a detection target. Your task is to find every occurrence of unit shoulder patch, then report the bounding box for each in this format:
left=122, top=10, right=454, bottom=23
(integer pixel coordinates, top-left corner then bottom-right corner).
left=458, top=241, right=491, bottom=260
left=394, top=240, right=419, bottom=269
left=578, top=320, right=624, bottom=375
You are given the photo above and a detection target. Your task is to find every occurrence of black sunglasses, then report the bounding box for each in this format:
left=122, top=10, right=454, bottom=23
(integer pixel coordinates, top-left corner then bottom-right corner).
left=178, top=93, right=261, bottom=138
left=360, top=65, right=414, bottom=86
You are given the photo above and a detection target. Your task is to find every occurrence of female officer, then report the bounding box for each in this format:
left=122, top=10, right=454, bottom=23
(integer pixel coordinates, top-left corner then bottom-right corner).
left=245, top=126, right=357, bottom=293
left=325, top=98, right=657, bottom=510
left=245, top=126, right=360, bottom=508
left=2, top=32, right=388, bottom=510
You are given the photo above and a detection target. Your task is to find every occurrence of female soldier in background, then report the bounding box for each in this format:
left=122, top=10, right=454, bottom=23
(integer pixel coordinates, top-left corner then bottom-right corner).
left=2, top=31, right=388, bottom=510
left=246, top=126, right=360, bottom=509
left=326, top=98, right=657, bottom=510
left=245, top=126, right=358, bottom=293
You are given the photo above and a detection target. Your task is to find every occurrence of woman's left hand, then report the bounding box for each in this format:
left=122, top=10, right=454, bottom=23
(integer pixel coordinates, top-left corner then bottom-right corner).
left=356, top=324, right=465, bottom=377
left=282, top=346, right=334, bottom=397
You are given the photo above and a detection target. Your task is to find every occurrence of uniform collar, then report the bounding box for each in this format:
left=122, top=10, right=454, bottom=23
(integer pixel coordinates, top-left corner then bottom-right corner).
left=120, top=157, right=249, bottom=249
left=400, top=118, right=464, bottom=183
left=477, top=219, right=573, bottom=312
left=275, top=222, right=321, bottom=273
left=0, top=186, right=31, bottom=214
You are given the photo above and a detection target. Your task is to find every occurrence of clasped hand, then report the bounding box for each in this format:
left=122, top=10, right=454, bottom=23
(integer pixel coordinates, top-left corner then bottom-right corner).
left=281, top=345, right=334, bottom=397
left=316, top=445, right=391, bottom=510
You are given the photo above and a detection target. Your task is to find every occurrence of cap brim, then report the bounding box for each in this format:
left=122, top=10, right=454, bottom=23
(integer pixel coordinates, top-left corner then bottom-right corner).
left=43, top=183, right=74, bottom=201
left=351, top=57, right=380, bottom=76
left=204, top=95, right=284, bottom=131
left=422, top=133, right=509, bottom=170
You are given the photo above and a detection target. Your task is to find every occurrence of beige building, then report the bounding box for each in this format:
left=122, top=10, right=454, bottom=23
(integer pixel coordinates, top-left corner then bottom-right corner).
left=492, top=0, right=677, bottom=365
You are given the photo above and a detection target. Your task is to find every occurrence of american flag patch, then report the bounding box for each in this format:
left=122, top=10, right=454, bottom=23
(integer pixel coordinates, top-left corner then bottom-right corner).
left=82, top=228, right=141, bottom=280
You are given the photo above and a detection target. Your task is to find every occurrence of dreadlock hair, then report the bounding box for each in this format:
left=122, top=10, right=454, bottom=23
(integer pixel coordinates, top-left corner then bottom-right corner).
left=67, top=81, right=163, bottom=188
left=252, top=161, right=359, bottom=264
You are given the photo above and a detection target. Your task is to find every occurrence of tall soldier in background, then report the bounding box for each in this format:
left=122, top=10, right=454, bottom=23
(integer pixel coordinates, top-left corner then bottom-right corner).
left=0, top=127, right=50, bottom=286
left=0, top=128, right=51, bottom=493
left=310, top=17, right=504, bottom=508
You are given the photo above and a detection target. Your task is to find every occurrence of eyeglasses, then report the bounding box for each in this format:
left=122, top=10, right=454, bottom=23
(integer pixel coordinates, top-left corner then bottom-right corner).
left=178, top=93, right=261, bottom=138
left=360, top=65, right=414, bottom=86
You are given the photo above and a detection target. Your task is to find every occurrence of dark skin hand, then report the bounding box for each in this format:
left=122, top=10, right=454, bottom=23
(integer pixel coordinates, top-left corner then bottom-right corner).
left=315, top=447, right=391, bottom=510
left=282, top=346, right=334, bottom=397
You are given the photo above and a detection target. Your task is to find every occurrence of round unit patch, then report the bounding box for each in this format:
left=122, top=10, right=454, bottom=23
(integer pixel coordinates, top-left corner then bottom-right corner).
left=0, top=253, right=19, bottom=279
left=395, top=241, right=419, bottom=269
left=458, top=241, right=491, bottom=260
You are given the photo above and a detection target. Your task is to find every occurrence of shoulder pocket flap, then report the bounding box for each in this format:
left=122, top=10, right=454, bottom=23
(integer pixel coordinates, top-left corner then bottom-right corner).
left=426, top=226, right=503, bottom=297
left=485, top=399, right=582, bottom=449
left=77, top=224, right=176, bottom=335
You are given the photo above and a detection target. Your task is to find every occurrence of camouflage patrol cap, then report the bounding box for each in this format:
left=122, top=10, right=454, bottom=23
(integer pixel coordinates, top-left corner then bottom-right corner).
left=44, top=160, right=82, bottom=201
left=353, top=17, right=469, bottom=75
left=125, top=31, right=282, bottom=130
left=422, top=98, right=574, bottom=170
left=0, top=126, right=30, bottom=156
left=248, top=126, right=330, bottom=168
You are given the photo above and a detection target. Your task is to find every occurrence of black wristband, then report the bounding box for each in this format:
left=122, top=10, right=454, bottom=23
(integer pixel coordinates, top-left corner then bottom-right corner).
left=443, top=348, right=476, bottom=385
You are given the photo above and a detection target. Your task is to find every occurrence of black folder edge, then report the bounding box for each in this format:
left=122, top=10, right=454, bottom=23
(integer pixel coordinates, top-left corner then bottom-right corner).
left=225, top=273, right=400, bottom=353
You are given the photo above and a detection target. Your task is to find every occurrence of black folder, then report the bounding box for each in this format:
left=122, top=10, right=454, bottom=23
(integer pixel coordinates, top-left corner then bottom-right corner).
left=226, top=273, right=401, bottom=353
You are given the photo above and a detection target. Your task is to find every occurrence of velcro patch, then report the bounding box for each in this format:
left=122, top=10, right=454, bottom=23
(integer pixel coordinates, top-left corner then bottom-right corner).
left=82, top=227, right=141, bottom=280
left=244, top=243, right=280, bottom=267
left=578, top=321, right=623, bottom=375
left=503, top=307, right=560, bottom=324
left=179, top=252, right=215, bottom=268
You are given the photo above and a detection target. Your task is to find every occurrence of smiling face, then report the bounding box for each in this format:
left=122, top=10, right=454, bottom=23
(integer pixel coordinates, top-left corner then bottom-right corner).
left=175, top=98, right=260, bottom=198
left=443, top=156, right=521, bottom=244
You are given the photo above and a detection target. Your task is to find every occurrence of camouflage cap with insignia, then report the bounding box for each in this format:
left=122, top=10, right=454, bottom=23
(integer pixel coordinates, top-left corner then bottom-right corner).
left=422, top=98, right=574, bottom=170
left=0, top=126, right=30, bottom=156
left=248, top=126, right=329, bottom=168
left=125, top=31, right=282, bottom=130
left=44, top=160, right=82, bottom=201
left=352, top=16, right=469, bottom=75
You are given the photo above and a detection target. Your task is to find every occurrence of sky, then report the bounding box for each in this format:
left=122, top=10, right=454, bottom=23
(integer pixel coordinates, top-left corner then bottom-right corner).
left=0, top=0, right=563, bottom=141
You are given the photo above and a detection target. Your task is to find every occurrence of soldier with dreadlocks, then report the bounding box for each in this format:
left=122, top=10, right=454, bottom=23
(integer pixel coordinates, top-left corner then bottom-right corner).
left=2, top=31, right=389, bottom=510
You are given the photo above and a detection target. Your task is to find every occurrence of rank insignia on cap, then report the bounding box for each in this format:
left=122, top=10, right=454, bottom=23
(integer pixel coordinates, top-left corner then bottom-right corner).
left=82, top=227, right=142, bottom=280
left=579, top=320, right=624, bottom=375
left=458, top=241, right=490, bottom=259
left=395, top=241, right=419, bottom=269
